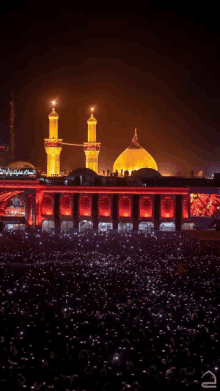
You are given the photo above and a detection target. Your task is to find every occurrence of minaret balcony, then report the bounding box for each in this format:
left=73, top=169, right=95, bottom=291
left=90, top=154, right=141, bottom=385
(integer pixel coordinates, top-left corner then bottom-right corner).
left=83, top=142, right=101, bottom=152
left=44, top=139, right=63, bottom=149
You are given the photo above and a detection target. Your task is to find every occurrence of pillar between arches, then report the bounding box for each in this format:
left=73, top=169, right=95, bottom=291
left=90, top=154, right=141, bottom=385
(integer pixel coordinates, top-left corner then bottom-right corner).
left=132, top=194, right=139, bottom=232
left=73, top=193, right=79, bottom=229
left=154, top=195, right=160, bottom=231
left=175, top=194, right=182, bottom=231
left=54, top=193, right=60, bottom=229
left=112, top=194, right=118, bottom=231
left=93, top=194, right=99, bottom=230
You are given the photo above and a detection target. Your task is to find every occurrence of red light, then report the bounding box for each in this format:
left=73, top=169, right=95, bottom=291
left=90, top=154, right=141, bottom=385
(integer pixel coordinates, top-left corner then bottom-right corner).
left=182, top=196, right=189, bottom=219
left=119, top=196, right=131, bottom=218
left=140, top=196, right=153, bottom=219
left=190, top=193, right=220, bottom=217
left=161, top=196, right=174, bottom=219
left=79, top=195, right=92, bottom=217
left=98, top=196, right=111, bottom=218
left=42, top=194, right=54, bottom=216
left=60, top=194, right=72, bottom=216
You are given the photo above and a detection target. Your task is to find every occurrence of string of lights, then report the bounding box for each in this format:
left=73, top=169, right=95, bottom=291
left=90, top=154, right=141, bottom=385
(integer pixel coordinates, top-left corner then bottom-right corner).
left=61, top=143, right=84, bottom=146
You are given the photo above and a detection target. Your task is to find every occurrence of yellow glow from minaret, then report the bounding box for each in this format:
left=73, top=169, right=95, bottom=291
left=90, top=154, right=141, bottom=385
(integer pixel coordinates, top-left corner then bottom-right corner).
left=87, top=108, right=97, bottom=143
left=84, top=107, right=100, bottom=174
left=45, top=101, right=62, bottom=177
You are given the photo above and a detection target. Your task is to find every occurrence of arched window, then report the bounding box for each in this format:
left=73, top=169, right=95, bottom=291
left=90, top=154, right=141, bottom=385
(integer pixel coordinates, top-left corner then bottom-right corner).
left=182, top=196, right=189, bottom=219
left=119, top=196, right=131, bottom=218
left=98, top=196, right=111, bottom=217
left=139, top=196, right=153, bottom=218
left=60, top=194, right=72, bottom=216
left=41, top=194, right=54, bottom=216
left=161, top=196, right=174, bottom=219
left=4, top=195, right=25, bottom=217
left=9, top=196, right=23, bottom=208
left=79, top=195, right=92, bottom=217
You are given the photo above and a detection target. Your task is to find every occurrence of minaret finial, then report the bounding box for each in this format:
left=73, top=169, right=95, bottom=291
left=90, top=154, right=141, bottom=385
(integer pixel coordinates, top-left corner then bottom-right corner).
left=132, top=128, right=138, bottom=145
left=52, top=100, right=56, bottom=111
left=90, top=107, right=94, bottom=117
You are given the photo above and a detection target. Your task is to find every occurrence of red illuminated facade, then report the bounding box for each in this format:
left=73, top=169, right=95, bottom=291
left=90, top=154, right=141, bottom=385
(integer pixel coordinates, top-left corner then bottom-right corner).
left=27, top=193, right=33, bottom=226
left=119, top=196, right=132, bottom=218
left=182, top=196, right=189, bottom=219
left=41, top=194, right=54, bottom=216
left=139, top=196, right=153, bottom=218
left=98, top=195, right=111, bottom=218
left=79, top=195, right=92, bottom=217
left=161, top=196, right=175, bottom=219
left=60, top=194, right=72, bottom=216
left=0, top=179, right=220, bottom=231
left=190, top=193, right=220, bottom=217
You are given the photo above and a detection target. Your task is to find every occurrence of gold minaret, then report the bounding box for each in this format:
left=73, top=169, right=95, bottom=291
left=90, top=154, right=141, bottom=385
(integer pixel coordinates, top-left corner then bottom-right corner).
left=83, top=107, right=101, bottom=174
left=44, top=101, right=62, bottom=176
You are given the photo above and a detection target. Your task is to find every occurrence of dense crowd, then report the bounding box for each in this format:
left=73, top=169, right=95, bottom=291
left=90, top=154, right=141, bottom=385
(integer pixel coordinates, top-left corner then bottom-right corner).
left=0, top=229, right=220, bottom=391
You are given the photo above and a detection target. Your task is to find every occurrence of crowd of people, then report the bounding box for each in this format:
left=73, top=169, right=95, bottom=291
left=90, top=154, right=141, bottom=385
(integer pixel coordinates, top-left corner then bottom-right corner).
left=0, top=229, right=220, bottom=391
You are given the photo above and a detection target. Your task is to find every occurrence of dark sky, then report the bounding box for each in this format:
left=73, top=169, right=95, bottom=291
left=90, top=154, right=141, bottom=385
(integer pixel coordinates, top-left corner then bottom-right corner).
left=0, top=2, right=219, bottom=175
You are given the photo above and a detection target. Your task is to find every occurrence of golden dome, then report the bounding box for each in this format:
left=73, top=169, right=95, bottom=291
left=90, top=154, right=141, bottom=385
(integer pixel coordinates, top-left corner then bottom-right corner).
left=7, top=161, right=36, bottom=170
left=113, top=129, right=158, bottom=174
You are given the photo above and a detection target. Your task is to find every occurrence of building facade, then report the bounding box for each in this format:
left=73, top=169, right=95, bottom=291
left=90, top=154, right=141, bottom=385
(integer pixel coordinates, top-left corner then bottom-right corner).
left=1, top=174, right=220, bottom=233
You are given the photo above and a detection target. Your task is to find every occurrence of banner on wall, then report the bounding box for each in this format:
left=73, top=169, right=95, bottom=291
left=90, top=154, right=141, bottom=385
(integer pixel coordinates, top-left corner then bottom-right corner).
left=0, top=168, right=37, bottom=179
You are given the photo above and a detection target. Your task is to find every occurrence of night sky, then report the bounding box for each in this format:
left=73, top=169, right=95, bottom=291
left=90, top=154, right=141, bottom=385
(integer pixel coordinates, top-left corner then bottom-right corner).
left=0, top=2, right=219, bottom=176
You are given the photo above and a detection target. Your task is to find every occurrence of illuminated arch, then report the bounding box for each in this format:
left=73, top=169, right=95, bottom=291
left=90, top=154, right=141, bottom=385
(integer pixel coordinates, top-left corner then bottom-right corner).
left=119, top=196, right=131, bottom=218
left=182, top=196, right=189, bottom=219
left=161, top=196, right=175, bottom=219
left=41, top=194, right=54, bottom=216
left=139, top=196, right=153, bottom=218
left=0, top=191, right=25, bottom=217
left=98, top=195, right=111, bottom=218
left=60, top=194, right=72, bottom=216
left=79, top=195, right=92, bottom=217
